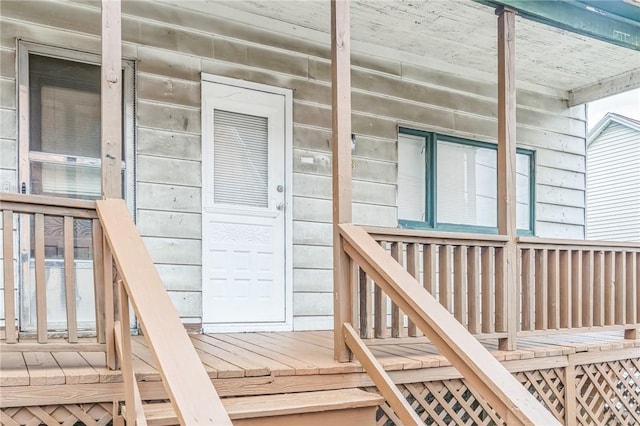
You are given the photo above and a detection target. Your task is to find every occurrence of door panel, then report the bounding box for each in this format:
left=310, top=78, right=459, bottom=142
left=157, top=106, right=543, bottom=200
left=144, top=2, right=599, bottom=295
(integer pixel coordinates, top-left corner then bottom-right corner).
left=202, top=80, right=290, bottom=329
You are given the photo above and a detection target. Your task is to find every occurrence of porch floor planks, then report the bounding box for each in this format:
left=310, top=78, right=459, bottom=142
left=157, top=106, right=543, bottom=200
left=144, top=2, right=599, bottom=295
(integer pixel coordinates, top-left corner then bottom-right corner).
left=0, top=352, right=29, bottom=386
left=218, top=333, right=322, bottom=375
left=253, top=332, right=363, bottom=374
left=79, top=351, right=122, bottom=383
left=194, top=334, right=292, bottom=377
left=190, top=335, right=271, bottom=377
left=51, top=352, right=99, bottom=384
left=1, top=329, right=636, bottom=397
left=22, top=352, right=65, bottom=386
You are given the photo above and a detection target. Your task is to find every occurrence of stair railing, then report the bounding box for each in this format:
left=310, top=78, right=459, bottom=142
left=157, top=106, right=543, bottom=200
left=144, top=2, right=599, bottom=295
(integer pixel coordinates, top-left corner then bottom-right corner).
left=339, top=223, right=561, bottom=426
left=97, top=199, right=231, bottom=425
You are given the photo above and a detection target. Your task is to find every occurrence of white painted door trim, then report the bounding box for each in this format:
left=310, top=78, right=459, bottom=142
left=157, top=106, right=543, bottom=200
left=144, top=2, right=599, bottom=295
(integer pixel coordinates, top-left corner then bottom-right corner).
left=200, top=73, right=293, bottom=333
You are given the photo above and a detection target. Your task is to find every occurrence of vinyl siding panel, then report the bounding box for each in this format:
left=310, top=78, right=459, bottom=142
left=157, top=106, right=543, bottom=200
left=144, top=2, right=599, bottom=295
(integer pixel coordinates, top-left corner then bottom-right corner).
left=587, top=122, right=640, bottom=241
left=0, top=0, right=588, bottom=328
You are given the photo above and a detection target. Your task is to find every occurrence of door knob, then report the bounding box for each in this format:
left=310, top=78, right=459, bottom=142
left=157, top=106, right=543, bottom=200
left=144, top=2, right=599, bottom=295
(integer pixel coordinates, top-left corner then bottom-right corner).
left=276, top=202, right=285, bottom=211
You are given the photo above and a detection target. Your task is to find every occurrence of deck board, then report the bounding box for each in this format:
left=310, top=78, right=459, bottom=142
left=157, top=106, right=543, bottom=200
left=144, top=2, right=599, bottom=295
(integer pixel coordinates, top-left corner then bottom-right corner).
left=0, top=352, right=28, bottom=387
left=1, top=329, right=637, bottom=407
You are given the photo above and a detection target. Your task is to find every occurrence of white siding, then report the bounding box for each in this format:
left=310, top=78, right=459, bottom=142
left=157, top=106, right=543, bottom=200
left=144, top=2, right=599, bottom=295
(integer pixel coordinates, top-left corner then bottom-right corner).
left=0, top=0, right=587, bottom=329
left=587, top=122, right=640, bottom=241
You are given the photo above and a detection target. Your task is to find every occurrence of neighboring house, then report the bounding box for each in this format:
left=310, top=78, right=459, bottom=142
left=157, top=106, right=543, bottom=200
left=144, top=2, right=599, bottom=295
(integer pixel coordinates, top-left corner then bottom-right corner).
left=587, top=113, right=640, bottom=242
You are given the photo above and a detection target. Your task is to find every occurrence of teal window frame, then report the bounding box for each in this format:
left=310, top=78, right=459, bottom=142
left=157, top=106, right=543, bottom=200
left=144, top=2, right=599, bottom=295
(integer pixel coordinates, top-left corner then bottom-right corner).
left=398, top=128, right=535, bottom=236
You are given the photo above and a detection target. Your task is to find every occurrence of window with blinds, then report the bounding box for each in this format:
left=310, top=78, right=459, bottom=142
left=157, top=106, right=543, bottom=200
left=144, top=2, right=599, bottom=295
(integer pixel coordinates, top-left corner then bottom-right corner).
left=28, top=54, right=103, bottom=199
left=397, top=129, right=534, bottom=234
left=213, top=109, right=269, bottom=208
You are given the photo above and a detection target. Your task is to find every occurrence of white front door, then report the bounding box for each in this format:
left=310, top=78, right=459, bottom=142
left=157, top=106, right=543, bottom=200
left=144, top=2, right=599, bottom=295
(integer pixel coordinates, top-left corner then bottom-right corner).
left=201, top=76, right=292, bottom=332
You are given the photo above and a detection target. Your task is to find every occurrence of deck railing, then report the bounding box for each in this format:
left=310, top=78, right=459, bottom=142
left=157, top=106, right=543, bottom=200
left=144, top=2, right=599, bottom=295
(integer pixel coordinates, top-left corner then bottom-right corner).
left=360, top=226, right=640, bottom=344
left=0, top=194, right=231, bottom=425
left=364, top=226, right=512, bottom=342
left=0, top=193, right=110, bottom=353
left=517, top=237, right=639, bottom=338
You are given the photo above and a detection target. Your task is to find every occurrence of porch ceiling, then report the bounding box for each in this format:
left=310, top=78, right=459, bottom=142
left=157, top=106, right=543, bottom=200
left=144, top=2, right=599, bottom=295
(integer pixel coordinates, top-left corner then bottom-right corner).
left=169, top=0, right=640, bottom=103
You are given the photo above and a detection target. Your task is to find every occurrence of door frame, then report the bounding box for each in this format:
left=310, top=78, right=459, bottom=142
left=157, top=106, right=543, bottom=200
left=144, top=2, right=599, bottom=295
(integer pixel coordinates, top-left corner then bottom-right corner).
left=200, top=73, right=293, bottom=332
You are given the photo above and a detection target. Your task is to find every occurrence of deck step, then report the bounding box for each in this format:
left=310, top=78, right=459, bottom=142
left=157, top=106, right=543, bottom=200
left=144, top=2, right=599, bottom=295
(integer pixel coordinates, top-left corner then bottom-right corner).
left=124, top=388, right=383, bottom=425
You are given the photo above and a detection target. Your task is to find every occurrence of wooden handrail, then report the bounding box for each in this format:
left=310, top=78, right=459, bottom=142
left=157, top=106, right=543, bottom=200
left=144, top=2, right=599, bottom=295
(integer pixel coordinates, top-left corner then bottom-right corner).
left=97, top=199, right=232, bottom=425
left=343, top=323, right=422, bottom=425
left=518, top=236, right=640, bottom=250
left=365, top=226, right=510, bottom=245
left=340, top=223, right=561, bottom=425
left=0, top=192, right=98, bottom=218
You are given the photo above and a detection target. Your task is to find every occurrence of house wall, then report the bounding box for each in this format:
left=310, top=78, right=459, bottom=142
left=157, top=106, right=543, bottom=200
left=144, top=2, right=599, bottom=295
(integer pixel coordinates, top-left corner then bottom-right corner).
left=587, top=122, right=640, bottom=241
left=0, top=0, right=587, bottom=330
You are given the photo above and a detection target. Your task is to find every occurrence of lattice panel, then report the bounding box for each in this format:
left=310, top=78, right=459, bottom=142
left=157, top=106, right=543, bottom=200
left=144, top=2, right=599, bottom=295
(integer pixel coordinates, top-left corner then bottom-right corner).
left=369, top=368, right=565, bottom=426
left=575, top=358, right=640, bottom=425
left=367, top=379, right=503, bottom=426
left=514, top=367, right=565, bottom=422
left=0, top=403, right=112, bottom=426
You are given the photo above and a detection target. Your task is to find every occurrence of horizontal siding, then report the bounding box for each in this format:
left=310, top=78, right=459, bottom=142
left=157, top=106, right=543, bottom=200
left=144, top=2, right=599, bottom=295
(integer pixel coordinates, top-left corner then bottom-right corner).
left=0, top=0, right=588, bottom=328
left=587, top=122, right=640, bottom=241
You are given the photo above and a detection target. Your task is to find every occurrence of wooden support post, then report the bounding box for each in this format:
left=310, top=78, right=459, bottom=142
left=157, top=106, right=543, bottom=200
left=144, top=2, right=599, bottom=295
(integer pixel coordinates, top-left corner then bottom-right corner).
left=101, top=0, right=122, bottom=199
left=331, top=0, right=353, bottom=362
left=496, top=6, right=517, bottom=351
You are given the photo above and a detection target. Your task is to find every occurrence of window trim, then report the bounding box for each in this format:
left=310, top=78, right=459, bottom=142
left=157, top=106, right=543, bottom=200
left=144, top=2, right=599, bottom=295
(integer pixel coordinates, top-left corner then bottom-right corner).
left=17, top=40, right=135, bottom=210
left=398, top=127, right=535, bottom=235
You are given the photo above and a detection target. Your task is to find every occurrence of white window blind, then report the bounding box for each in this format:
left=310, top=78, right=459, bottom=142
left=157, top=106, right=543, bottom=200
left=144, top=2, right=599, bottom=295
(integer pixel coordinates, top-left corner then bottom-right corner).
left=397, top=134, right=426, bottom=222
left=213, top=110, right=269, bottom=208
left=437, top=142, right=498, bottom=227
left=40, top=86, right=101, bottom=158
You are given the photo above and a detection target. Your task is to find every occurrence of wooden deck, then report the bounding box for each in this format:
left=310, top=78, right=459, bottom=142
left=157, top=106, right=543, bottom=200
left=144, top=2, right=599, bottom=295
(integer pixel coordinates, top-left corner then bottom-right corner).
left=1, top=329, right=638, bottom=409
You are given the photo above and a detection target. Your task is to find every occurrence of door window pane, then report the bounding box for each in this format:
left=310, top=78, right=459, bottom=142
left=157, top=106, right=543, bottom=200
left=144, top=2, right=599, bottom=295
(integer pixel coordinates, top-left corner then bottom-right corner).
left=29, top=54, right=101, bottom=157
left=213, top=110, right=269, bottom=207
left=30, top=161, right=101, bottom=199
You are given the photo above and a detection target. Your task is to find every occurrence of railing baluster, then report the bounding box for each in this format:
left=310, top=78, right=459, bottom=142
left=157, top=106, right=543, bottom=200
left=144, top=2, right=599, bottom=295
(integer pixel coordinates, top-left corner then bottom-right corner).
left=406, top=243, right=419, bottom=337
left=467, top=246, right=480, bottom=334
left=615, top=252, right=626, bottom=325
left=626, top=252, right=637, bottom=325
left=63, top=216, right=78, bottom=343
left=481, top=246, right=494, bottom=334
left=535, top=249, right=548, bottom=330
left=494, top=246, right=507, bottom=334
left=390, top=242, right=403, bottom=338
left=521, top=248, right=534, bottom=331
left=2, top=210, right=16, bottom=343
left=559, top=250, right=571, bottom=329
left=359, top=266, right=373, bottom=339
left=547, top=249, right=559, bottom=329
left=604, top=251, right=615, bottom=326
left=582, top=250, right=594, bottom=327
left=92, top=219, right=106, bottom=344
left=439, top=245, right=452, bottom=312
left=35, top=213, right=47, bottom=343
left=374, top=241, right=387, bottom=338
left=594, top=251, right=605, bottom=326
left=423, top=243, right=436, bottom=295
left=453, top=245, right=466, bottom=326
left=571, top=250, right=582, bottom=328
left=103, top=235, right=116, bottom=370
